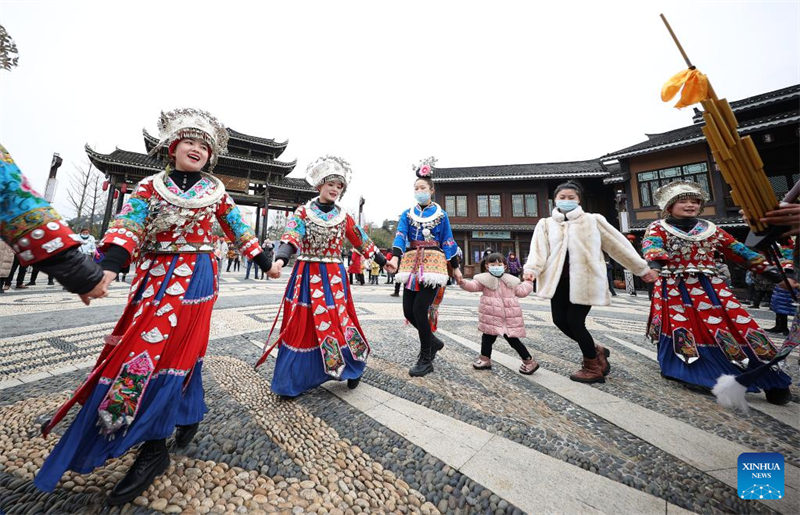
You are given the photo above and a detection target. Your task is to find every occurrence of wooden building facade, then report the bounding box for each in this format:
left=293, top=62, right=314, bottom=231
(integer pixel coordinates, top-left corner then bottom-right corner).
left=602, top=84, right=800, bottom=240
left=433, top=160, right=619, bottom=275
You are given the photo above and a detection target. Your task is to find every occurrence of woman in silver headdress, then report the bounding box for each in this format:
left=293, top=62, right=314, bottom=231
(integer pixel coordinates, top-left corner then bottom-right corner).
left=35, top=108, right=273, bottom=503
left=642, top=181, right=791, bottom=404
left=257, top=156, right=385, bottom=397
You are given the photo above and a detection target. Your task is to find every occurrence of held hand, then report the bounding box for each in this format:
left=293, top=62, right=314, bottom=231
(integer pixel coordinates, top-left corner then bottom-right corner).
left=79, top=271, right=115, bottom=305
left=522, top=270, right=535, bottom=282
left=641, top=268, right=659, bottom=284
left=268, top=261, right=283, bottom=279
left=384, top=257, right=399, bottom=274
left=761, top=203, right=800, bottom=237
left=452, top=268, right=463, bottom=284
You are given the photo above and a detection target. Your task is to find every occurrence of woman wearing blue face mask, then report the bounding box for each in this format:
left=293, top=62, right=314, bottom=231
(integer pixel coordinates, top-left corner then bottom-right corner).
left=523, top=181, right=658, bottom=383
left=385, top=160, right=462, bottom=377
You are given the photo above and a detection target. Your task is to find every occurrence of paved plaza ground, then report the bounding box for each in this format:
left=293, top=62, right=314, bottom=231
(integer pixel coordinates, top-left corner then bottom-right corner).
left=0, top=272, right=797, bottom=514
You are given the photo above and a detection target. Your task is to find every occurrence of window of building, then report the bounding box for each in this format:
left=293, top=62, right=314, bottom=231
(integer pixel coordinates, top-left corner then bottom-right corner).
left=637, top=162, right=711, bottom=207
left=512, top=193, right=538, bottom=217
left=444, top=195, right=468, bottom=217
left=477, top=194, right=501, bottom=217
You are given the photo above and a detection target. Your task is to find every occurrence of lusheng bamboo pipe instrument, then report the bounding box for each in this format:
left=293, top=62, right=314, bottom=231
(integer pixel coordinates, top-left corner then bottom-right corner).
left=659, top=14, right=795, bottom=301
left=659, top=14, right=778, bottom=235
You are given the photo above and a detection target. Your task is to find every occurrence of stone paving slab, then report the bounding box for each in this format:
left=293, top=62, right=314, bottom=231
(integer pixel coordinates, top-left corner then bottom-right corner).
left=1, top=277, right=797, bottom=514
left=437, top=328, right=799, bottom=514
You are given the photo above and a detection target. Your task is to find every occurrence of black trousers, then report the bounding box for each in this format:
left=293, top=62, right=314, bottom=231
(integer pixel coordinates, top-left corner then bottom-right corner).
left=550, top=275, right=596, bottom=358
left=481, top=333, right=531, bottom=360
left=402, top=286, right=438, bottom=353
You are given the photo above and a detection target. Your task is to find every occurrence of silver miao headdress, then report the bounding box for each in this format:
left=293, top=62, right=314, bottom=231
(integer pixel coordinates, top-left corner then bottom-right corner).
left=305, top=156, right=352, bottom=195
left=653, top=180, right=708, bottom=217
left=1, top=24, right=20, bottom=71
left=148, top=108, right=229, bottom=171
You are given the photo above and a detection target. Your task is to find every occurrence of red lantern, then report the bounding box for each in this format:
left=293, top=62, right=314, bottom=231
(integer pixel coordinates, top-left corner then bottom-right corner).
left=261, top=208, right=266, bottom=216
left=102, top=180, right=109, bottom=191
left=113, top=190, right=119, bottom=200
left=120, top=183, right=128, bottom=194
left=626, top=234, right=636, bottom=241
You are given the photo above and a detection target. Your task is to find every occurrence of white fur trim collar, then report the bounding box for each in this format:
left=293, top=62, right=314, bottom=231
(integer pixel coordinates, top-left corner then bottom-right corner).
left=473, top=272, right=521, bottom=290
left=551, top=205, right=585, bottom=222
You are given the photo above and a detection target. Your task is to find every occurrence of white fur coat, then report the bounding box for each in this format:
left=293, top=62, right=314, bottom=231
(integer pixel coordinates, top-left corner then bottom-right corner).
left=523, top=206, right=648, bottom=306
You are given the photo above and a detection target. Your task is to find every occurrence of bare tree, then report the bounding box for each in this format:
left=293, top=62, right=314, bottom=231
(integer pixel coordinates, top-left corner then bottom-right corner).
left=87, top=174, right=107, bottom=236
left=66, top=160, right=106, bottom=234
left=266, top=211, right=287, bottom=241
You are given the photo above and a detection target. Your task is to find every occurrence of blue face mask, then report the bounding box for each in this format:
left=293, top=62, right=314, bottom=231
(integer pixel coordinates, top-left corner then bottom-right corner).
left=556, top=200, right=579, bottom=213
left=488, top=265, right=505, bottom=277
left=415, top=191, right=431, bottom=205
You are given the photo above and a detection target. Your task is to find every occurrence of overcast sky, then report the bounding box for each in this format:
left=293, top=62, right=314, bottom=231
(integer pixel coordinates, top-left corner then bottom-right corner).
left=1, top=0, right=798, bottom=227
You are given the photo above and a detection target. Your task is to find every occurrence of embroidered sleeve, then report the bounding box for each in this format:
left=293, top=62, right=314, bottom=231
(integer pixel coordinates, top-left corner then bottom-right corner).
left=392, top=210, right=410, bottom=251
left=715, top=228, right=768, bottom=273
left=216, top=193, right=261, bottom=259
left=779, top=243, right=794, bottom=271
left=99, top=178, right=152, bottom=258
left=281, top=206, right=306, bottom=249
left=438, top=212, right=458, bottom=260
left=345, top=214, right=377, bottom=258
left=0, top=144, right=80, bottom=265
left=642, top=221, right=670, bottom=262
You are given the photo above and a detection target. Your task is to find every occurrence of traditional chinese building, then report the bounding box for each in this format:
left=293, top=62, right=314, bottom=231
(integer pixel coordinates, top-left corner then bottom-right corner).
left=433, top=160, right=619, bottom=275
left=601, top=84, right=800, bottom=240
left=87, top=128, right=316, bottom=239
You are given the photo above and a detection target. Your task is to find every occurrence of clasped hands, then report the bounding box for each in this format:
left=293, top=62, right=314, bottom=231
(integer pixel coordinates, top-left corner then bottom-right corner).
left=79, top=270, right=115, bottom=305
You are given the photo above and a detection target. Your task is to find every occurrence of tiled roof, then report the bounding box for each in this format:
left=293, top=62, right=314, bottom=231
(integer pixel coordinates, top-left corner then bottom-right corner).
left=85, top=146, right=312, bottom=193
left=91, top=142, right=297, bottom=174
left=628, top=216, right=747, bottom=231
left=433, top=159, right=612, bottom=182
left=602, top=110, right=799, bottom=161
left=728, top=84, right=800, bottom=112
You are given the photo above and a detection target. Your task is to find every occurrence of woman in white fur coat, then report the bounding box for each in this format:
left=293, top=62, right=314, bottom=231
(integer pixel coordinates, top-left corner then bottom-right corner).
left=523, top=181, right=658, bottom=383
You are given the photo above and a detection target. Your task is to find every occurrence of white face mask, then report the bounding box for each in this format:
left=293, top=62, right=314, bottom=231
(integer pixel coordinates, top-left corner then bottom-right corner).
left=415, top=191, right=431, bottom=205
left=488, top=265, right=505, bottom=277
left=556, top=200, right=579, bottom=212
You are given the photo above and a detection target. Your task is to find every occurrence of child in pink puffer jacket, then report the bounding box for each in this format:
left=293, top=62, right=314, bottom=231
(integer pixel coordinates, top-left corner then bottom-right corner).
left=457, top=252, right=539, bottom=374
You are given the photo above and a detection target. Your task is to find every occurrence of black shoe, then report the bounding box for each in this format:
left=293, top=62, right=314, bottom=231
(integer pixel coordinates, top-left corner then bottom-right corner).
left=765, top=388, right=792, bottom=405
left=173, top=422, right=199, bottom=448
left=347, top=378, right=361, bottom=389
left=409, top=351, right=434, bottom=377
left=390, top=292, right=399, bottom=297
left=26, top=282, right=35, bottom=286
left=765, top=326, right=788, bottom=333
left=431, top=336, right=445, bottom=360
left=107, top=439, right=169, bottom=506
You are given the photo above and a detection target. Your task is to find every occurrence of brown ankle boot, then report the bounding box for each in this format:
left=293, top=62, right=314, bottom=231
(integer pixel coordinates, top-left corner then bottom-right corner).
left=569, top=357, right=605, bottom=384
left=595, top=345, right=611, bottom=376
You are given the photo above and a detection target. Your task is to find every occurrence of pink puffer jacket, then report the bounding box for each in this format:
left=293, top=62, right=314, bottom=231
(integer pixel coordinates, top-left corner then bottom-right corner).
left=459, top=272, right=533, bottom=337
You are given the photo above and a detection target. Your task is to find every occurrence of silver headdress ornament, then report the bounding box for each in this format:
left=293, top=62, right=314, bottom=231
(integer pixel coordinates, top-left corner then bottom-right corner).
left=305, top=156, right=352, bottom=195
left=0, top=24, right=20, bottom=71
left=413, top=156, right=438, bottom=178
left=147, top=108, right=229, bottom=171
left=653, top=180, right=708, bottom=217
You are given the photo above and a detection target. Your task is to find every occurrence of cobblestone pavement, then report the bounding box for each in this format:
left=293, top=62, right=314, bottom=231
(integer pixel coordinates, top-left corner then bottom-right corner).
left=0, top=273, right=797, bottom=514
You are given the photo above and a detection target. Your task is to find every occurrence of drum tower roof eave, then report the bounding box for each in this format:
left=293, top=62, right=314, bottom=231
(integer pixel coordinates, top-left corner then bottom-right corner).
left=85, top=144, right=315, bottom=208
left=142, top=129, right=289, bottom=161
